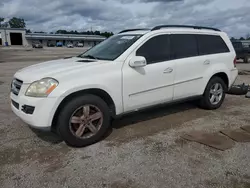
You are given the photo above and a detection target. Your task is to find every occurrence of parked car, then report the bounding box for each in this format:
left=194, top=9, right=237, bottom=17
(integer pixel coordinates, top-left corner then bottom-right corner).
left=56, top=42, right=63, bottom=47
left=231, top=40, right=250, bottom=63
left=10, top=25, right=238, bottom=147
left=47, top=43, right=55, bottom=47
left=32, top=42, right=43, bottom=48
left=67, top=43, right=74, bottom=48
left=76, top=42, right=84, bottom=47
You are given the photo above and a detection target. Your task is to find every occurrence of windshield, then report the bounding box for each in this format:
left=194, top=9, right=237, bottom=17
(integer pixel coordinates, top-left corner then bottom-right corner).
left=79, top=34, right=142, bottom=60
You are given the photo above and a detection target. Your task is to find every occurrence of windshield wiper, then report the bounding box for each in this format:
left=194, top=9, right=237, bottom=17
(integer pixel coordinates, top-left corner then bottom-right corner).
left=80, top=55, right=99, bottom=60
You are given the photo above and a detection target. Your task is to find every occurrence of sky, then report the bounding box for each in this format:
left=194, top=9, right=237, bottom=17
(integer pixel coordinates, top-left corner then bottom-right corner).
left=0, top=0, right=250, bottom=37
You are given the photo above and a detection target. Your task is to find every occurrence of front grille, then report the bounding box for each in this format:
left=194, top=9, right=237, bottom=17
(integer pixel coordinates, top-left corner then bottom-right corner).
left=11, top=78, right=23, bottom=96
left=11, top=100, right=19, bottom=109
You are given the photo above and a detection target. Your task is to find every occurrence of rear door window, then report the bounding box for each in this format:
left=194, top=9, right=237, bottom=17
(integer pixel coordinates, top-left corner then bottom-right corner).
left=197, top=35, right=230, bottom=55
left=170, top=34, right=198, bottom=59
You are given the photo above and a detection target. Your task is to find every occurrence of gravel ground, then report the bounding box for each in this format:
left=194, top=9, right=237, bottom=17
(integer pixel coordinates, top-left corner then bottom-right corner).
left=0, top=48, right=250, bottom=188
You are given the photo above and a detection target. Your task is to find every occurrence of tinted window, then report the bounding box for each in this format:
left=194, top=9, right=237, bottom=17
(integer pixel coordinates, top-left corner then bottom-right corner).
left=136, top=35, right=170, bottom=64
left=171, top=34, right=198, bottom=59
left=197, top=35, right=229, bottom=55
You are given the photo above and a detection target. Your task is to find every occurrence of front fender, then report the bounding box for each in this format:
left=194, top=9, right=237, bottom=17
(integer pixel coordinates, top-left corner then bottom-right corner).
left=46, top=84, right=123, bottom=127
left=52, top=83, right=123, bottom=113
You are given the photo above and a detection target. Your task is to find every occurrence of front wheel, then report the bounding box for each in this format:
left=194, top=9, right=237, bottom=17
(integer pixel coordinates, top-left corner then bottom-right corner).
left=199, top=77, right=227, bottom=110
left=57, top=94, right=111, bottom=147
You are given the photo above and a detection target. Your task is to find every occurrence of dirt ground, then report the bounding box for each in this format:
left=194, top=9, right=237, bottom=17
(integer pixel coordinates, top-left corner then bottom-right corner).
left=0, top=47, right=250, bottom=188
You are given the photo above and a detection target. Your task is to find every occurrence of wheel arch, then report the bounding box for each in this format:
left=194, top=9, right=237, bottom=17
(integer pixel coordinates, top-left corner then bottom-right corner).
left=203, top=72, right=229, bottom=95
left=51, top=88, right=116, bottom=131
left=211, top=72, right=229, bottom=89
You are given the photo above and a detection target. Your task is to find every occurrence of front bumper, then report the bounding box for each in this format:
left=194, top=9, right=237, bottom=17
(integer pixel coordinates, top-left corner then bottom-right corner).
left=10, top=88, right=59, bottom=130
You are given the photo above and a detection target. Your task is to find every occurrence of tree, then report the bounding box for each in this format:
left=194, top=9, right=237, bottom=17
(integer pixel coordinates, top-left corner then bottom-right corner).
left=100, top=31, right=114, bottom=38
left=246, top=33, right=250, bottom=40
left=34, top=31, right=46, bottom=33
left=0, top=17, right=8, bottom=27
left=0, top=17, right=4, bottom=27
left=55, top=30, right=67, bottom=34
left=239, top=37, right=245, bottom=40
left=94, top=31, right=101, bottom=35
left=9, top=17, right=26, bottom=28
left=26, top=29, right=32, bottom=33
left=54, top=29, right=114, bottom=38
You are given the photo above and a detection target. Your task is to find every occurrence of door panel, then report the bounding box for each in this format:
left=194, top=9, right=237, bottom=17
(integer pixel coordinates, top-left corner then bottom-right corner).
left=122, top=34, right=175, bottom=112
left=170, top=34, right=205, bottom=100
left=122, top=61, right=175, bottom=112
left=173, top=56, right=205, bottom=100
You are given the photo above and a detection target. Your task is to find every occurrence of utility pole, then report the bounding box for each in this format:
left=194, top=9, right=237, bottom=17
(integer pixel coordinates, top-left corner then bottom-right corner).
left=4, top=27, right=7, bottom=46
left=3, top=19, right=9, bottom=46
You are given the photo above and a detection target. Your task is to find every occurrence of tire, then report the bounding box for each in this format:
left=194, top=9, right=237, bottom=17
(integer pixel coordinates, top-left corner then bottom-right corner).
left=246, top=92, right=250, bottom=98
left=199, top=77, right=227, bottom=110
left=57, top=94, right=111, bottom=147
left=227, top=84, right=249, bottom=95
left=244, top=56, right=250, bottom=63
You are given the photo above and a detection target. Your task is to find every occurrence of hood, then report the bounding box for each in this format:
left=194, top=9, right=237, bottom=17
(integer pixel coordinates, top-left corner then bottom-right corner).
left=14, top=57, right=105, bottom=83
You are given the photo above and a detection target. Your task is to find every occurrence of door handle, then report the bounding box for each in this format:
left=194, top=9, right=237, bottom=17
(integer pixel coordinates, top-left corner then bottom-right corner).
left=204, top=60, right=210, bottom=65
left=163, top=67, right=173, bottom=73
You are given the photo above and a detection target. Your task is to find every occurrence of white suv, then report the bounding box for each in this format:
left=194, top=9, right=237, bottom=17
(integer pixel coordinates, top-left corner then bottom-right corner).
left=11, top=25, right=238, bottom=147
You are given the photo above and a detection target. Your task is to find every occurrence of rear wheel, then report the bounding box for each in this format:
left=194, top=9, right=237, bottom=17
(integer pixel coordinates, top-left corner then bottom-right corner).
left=57, top=94, right=111, bottom=147
left=199, top=77, right=227, bottom=110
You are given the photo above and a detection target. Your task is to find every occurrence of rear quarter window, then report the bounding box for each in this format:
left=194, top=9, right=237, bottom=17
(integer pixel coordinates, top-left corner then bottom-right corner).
left=197, top=35, right=230, bottom=55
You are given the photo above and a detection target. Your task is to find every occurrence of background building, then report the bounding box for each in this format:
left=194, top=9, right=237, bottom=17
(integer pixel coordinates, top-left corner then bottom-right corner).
left=0, top=28, right=106, bottom=47
left=0, top=28, right=27, bottom=46
left=25, top=33, right=106, bottom=47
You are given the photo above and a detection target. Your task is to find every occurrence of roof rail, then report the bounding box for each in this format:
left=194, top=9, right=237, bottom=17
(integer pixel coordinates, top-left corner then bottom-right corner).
left=151, top=25, right=220, bottom=32
left=119, top=28, right=150, bottom=34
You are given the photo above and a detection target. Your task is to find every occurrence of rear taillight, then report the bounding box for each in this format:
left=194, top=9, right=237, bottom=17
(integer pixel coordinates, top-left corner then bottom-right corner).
left=233, top=57, right=237, bottom=67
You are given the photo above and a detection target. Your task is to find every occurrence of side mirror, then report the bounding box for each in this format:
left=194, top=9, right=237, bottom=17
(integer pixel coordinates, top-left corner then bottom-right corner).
left=129, top=56, right=147, bottom=68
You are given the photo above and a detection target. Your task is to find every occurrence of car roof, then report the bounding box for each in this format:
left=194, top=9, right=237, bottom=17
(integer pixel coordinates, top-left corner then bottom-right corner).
left=118, top=30, right=150, bottom=35
left=120, top=28, right=222, bottom=35
left=118, top=25, right=222, bottom=35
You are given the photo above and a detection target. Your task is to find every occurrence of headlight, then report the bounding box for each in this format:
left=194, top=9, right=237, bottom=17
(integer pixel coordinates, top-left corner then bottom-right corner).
left=25, top=78, right=59, bottom=97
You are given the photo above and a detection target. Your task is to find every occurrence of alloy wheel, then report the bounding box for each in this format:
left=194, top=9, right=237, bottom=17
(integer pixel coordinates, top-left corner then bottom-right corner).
left=69, top=105, right=103, bottom=139
left=209, top=83, right=223, bottom=105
